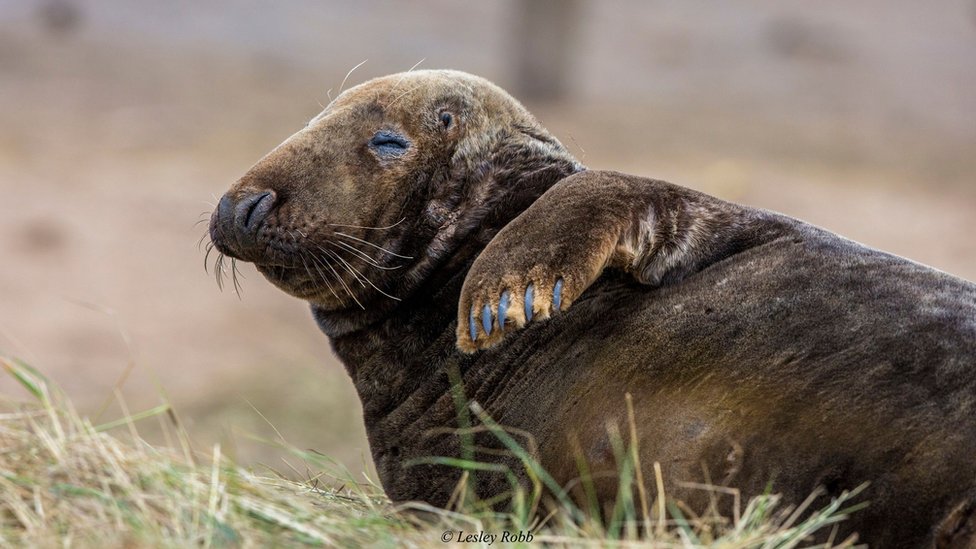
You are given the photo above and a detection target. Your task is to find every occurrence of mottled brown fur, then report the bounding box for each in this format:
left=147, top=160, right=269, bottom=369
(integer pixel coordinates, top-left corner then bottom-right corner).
left=210, top=70, right=976, bottom=548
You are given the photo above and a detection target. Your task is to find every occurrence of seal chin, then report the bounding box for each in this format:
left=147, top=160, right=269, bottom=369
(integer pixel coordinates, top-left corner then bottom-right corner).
left=255, top=263, right=346, bottom=307
left=257, top=264, right=313, bottom=294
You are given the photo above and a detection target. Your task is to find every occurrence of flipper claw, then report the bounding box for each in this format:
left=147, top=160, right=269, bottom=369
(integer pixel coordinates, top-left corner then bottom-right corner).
left=498, top=291, right=510, bottom=331
left=482, top=304, right=493, bottom=336
left=553, top=278, right=564, bottom=311
left=469, top=305, right=478, bottom=341
left=525, top=284, right=534, bottom=322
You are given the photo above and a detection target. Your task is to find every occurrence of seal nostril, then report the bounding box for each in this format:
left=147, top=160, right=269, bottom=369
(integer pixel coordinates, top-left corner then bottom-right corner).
left=234, top=191, right=276, bottom=235
left=244, top=193, right=271, bottom=229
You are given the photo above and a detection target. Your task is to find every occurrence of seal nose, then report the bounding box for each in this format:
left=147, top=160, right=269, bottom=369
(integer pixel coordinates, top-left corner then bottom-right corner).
left=211, top=190, right=277, bottom=260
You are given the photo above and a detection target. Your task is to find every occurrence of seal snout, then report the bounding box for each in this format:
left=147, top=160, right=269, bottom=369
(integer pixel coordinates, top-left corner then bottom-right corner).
left=210, top=190, right=277, bottom=261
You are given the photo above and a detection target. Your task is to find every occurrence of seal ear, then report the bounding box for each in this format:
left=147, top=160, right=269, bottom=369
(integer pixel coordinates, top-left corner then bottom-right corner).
left=450, top=120, right=581, bottom=191
left=481, top=124, right=585, bottom=217
left=438, top=110, right=454, bottom=130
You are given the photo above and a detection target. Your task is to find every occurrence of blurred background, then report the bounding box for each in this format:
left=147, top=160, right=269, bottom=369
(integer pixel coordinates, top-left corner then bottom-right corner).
left=1, top=0, right=974, bottom=476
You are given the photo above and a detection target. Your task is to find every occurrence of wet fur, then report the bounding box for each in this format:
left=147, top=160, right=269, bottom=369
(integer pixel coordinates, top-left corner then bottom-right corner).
left=211, top=70, right=976, bottom=548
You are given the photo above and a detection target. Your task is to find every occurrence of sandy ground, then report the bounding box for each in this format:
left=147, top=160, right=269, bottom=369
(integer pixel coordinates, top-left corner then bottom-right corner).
left=0, top=1, right=973, bottom=473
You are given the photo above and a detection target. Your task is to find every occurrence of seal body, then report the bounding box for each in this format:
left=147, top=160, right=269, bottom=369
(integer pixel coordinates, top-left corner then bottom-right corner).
left=209, top=70, right=976, bottom=548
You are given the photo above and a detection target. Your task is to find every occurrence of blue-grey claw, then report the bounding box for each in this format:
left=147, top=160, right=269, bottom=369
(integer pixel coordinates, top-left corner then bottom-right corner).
left=482, top=304, right=493, bottom=336
left=498, top=291, right=510, bottom=331
left=553, top=278, right=564, bottom=311
left=525, top=284, right=534, bottom=322
left=469, top=305, right=478, bottom=341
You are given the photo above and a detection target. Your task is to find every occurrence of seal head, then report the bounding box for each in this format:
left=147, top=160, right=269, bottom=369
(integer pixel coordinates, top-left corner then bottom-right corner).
left=209, top=70, right=581, bottom=334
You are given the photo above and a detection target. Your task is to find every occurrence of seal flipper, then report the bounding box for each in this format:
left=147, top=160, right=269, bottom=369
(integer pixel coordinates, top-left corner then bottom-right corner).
left=455, top=170, right=793, bottom=353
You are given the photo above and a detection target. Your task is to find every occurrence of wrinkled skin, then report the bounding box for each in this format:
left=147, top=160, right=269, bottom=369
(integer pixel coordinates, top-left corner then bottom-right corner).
left=210, top=70, right=976, bottom=548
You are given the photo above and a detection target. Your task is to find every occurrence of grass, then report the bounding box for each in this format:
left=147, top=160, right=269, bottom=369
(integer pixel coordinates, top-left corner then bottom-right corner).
left=0, top=356, right=866, bottom=548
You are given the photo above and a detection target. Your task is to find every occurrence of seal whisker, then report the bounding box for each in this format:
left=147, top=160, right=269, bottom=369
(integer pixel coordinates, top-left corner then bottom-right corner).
left=337, top=60, right=367, bottom=96
left=310, top=248, right=363, bottom=310
left=319, top=242, right=382, bottom=278
left=387, top=84, right=422, bottom=108
left=335, top=232, right=413, bottom=259
left=196, top=213, right=214, bottom=252
left=230, top=259, right=244, bottom=299
left=297, top=252, right=330, bottom=304
left=312, top=255, right=343, bottom=304
left=214, top=253, right=227, bottom=290
left=299, top=250, right=339, bottom=298
left=328, top=241, right=403, bottom=271
left=288, top=229, right=366, bottom=302
left=391, top=59, right=425, bottom=91
left=334, top=242, right=397, bottom=270
left=303, top=250, right=343, bottom=305
left=327, top=248, right=367, bottom=288
left=406, top=58, right=425, bottom=72
left=327, top=217, right=406, bottom=231
left=203, top=241, right=216, bottom=270
left=197, top=233, right=214, bottom=255
left=198, top=227, right=215, bottom=250
left=290, top=230, right=350, bottom=303
left=326, top=249, right=401, bottom=302
left=320, top=59, right=368, bottom=114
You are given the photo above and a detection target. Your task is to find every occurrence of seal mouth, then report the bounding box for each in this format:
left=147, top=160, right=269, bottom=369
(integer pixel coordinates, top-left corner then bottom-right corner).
left=209, top=234, right=296, bottom=269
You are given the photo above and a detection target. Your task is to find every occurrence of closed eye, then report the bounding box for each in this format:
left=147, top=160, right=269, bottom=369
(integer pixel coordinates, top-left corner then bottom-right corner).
left=369, top=130, right=410, bottom=157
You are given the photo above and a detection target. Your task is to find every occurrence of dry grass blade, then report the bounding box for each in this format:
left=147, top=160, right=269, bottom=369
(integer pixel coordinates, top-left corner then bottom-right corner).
left=0, top=358, right=867, bottom=548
